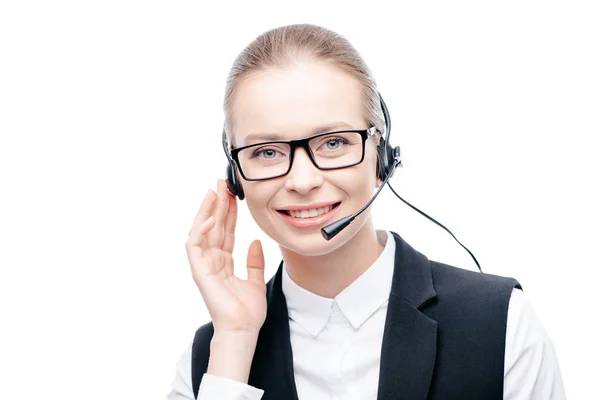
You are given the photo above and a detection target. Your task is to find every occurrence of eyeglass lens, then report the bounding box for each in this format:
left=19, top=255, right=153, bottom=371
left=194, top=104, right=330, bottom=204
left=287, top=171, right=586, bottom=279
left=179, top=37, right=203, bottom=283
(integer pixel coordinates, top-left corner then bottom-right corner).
left=237, top=131, right=364, bottom=180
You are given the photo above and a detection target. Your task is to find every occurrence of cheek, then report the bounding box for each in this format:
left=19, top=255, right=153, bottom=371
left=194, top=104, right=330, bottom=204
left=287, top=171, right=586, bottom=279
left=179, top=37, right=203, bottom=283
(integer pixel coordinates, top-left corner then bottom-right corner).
left=330, top=162, right=377, bottom=200
left=242, top=180, right=280, bottom=217
left=364, top=144, right=381, bottom=185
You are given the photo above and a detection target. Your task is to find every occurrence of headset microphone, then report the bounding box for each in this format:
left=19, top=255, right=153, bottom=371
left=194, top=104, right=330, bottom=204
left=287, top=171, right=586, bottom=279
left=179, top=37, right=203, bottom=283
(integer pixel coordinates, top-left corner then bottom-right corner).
left=321, top=148, right=400, bottom=240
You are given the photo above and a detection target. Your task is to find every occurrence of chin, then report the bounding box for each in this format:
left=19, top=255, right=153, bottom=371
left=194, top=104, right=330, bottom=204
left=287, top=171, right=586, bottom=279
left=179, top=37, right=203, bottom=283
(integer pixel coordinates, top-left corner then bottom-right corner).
left=279, top=235, right=343, bottom=256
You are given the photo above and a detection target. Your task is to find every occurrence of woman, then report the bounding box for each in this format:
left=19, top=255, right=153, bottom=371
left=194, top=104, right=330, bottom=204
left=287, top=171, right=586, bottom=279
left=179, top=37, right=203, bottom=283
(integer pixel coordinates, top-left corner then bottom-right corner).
left=167, top=24, right=564, bottom=399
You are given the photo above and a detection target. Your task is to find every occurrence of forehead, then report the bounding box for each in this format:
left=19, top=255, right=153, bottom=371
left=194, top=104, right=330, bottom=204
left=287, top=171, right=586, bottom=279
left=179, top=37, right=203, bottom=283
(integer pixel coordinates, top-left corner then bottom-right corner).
left=230, top=60, right=365, bottom=146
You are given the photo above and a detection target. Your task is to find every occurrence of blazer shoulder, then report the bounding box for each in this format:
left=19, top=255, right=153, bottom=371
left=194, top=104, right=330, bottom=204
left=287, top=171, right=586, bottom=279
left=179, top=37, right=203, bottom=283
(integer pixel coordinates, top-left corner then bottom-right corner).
left=429, top=260, right=522, bottom=298
left=423, top=261, right=522, bottom=334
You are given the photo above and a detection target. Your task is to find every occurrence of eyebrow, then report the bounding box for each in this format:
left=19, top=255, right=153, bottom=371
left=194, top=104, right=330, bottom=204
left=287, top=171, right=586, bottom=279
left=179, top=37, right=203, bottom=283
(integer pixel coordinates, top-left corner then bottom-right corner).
left=243, top=121, right=354, bottom=145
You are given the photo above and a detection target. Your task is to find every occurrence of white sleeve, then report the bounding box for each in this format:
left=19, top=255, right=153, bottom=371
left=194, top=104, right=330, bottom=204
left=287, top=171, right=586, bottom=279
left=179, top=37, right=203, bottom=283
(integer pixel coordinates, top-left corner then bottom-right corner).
left=165, top=340, right=264, bottom=400
left=197, top=374, right=264, bottom=400
left=503, top=288, right=567, bottom=400
left=166, top=340, right=195, bottom=400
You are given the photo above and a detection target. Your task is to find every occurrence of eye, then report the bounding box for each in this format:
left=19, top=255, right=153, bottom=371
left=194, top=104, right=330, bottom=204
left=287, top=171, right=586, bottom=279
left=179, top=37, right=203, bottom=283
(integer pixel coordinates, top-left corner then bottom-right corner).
left=321, top=137, right=349, bottom=151
left=326, top=139, right=341, bottom=149
left=253, top=148, right=280, bottom=159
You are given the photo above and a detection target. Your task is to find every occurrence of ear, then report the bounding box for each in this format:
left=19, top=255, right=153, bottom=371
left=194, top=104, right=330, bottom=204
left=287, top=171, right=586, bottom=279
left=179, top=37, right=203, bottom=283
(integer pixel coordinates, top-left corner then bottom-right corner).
left=375, top=152, right=383, bottom=188
left=374, top=166, right=381, bottom=188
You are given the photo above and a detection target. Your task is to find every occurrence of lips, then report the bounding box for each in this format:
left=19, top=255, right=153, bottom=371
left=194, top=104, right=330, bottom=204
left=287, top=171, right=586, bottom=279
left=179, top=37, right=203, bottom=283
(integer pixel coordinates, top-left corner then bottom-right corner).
left=276, top=202, right=342, bottom=229
left=277, top=202, right=341, bottom=218
left=288, top=205, right=333, bottom=219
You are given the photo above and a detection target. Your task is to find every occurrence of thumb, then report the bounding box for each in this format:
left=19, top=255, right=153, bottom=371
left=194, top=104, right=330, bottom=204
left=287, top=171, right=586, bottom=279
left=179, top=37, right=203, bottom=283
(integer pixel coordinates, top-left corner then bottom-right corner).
left=246, top=239, right=265, bottom=284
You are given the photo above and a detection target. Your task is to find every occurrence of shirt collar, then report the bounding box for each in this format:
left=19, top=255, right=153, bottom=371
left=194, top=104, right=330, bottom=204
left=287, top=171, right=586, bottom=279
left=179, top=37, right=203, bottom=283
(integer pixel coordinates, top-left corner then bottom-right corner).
left=281, top=230, right=396, bottom=337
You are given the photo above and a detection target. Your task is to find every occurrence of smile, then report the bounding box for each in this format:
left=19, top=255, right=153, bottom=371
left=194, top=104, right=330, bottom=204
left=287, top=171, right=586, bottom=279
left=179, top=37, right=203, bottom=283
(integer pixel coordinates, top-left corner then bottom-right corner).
left=276, top=202, right=342, bottom=228
left=278, top=202, right=341, bottom=218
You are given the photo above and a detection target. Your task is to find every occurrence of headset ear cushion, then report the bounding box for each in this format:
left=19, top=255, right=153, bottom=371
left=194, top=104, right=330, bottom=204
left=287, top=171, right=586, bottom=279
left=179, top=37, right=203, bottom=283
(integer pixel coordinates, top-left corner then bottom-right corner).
left=377, top=143, right=396, bottom=181
left=376, top=144, right=387, bottom=181
left=226, top=163, right=244, bottom=200
left=386, top=144, right=396, bottom=173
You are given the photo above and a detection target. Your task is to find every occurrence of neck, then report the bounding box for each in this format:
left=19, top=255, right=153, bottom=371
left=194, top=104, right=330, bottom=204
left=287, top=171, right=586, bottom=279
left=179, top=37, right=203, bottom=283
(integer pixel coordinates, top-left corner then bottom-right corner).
left=279, top=220, right=385, bottom=299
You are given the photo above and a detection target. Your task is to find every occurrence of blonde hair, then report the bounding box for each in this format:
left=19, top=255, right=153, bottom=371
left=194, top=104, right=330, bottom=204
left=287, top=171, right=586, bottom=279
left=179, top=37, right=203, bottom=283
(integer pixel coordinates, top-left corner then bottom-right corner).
left=223, top=23, right=386, bottom=151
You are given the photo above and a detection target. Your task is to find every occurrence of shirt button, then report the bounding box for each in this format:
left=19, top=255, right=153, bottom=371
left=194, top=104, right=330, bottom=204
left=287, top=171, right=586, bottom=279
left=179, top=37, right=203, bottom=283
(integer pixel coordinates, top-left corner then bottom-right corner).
left=332, top=302, right=340, bottom=312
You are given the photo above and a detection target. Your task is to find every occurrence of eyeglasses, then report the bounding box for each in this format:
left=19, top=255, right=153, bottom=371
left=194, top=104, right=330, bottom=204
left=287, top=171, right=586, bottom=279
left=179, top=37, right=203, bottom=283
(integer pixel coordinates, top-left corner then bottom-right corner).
left=227, top=127, right=379, bottom=181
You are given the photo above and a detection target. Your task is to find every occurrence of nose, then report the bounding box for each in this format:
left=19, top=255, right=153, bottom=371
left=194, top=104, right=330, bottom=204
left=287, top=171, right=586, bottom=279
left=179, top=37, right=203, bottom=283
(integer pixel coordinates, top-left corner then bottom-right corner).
left=284, top=147, right=324, bottom=194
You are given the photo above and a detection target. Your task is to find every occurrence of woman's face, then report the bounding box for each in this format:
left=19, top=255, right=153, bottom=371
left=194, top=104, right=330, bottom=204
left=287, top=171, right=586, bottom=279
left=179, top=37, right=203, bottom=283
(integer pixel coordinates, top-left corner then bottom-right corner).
left=230, top=59, right=380, bottom=256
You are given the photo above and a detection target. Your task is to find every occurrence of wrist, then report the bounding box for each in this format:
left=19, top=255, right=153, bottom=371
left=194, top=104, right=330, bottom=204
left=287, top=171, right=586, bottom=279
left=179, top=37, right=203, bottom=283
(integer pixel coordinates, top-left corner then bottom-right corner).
left=207, top=330, right=259, bottom=383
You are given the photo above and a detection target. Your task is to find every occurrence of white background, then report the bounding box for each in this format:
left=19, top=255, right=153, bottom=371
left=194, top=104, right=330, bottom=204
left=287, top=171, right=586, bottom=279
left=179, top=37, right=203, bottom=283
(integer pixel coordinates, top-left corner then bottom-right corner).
left=1, top=1, right=598, bottom=398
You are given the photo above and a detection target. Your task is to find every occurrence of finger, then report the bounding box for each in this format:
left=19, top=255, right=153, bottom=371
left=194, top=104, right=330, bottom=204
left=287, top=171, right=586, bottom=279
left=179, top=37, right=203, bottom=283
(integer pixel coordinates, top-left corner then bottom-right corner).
left=246, top=240, right=265, bottom=284
left=222, top=191, right=238, bottom=253
left=186, top=219, right=218, bottom=291
left=207, top=179, right=229, bottom=249
left=188, top=190, right=217, bottom=251
left=189, top=190, right=217, bottom=234
left=198, top=216, right=215, bottom=236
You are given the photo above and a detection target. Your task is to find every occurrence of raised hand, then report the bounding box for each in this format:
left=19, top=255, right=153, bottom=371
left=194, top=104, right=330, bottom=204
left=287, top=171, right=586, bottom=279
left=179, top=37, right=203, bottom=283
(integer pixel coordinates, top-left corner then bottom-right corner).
left=185, top=179, right=267, bottom=336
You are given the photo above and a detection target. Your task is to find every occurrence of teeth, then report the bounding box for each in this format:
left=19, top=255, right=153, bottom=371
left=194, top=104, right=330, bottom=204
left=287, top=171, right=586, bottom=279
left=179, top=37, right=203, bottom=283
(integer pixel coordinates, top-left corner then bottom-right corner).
left=288, top=205, right=334, bottom=219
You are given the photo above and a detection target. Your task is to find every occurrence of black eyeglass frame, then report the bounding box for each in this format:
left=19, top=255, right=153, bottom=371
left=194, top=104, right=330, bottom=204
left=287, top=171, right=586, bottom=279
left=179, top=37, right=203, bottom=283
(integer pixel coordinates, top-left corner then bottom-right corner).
left=226, top=127, right=379, bottom=181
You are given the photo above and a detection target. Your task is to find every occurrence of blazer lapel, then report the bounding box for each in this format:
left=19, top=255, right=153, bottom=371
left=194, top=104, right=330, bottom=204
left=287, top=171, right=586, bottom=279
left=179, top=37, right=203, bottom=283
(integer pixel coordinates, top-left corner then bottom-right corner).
left=248, top=264, right=299, bottom=400
left=377, top=232, right=438, bottom=400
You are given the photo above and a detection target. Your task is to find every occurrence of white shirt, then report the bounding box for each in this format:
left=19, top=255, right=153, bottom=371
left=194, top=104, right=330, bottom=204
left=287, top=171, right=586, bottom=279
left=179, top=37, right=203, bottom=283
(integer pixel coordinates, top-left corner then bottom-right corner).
left=166, top=230, right=566, bottom=399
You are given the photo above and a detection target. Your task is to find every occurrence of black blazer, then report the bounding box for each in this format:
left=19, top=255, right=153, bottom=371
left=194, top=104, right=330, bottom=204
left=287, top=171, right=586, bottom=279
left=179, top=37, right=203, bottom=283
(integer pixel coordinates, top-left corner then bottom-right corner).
left=191, top=232, right=521, bottom=400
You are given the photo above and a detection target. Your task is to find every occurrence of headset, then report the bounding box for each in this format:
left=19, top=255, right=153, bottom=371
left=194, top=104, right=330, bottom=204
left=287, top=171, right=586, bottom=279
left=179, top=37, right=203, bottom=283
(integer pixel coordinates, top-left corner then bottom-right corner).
left=221, top=93, right=482, bottom=272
